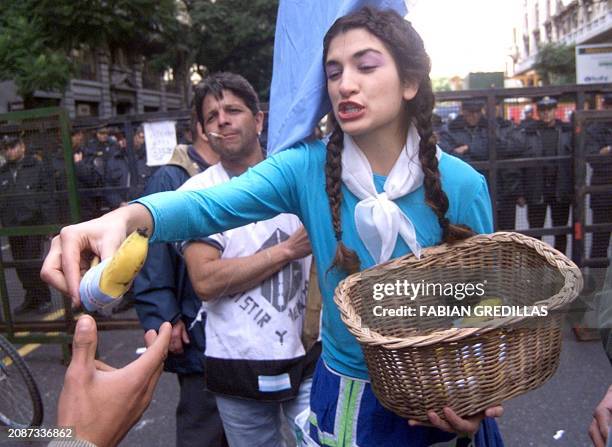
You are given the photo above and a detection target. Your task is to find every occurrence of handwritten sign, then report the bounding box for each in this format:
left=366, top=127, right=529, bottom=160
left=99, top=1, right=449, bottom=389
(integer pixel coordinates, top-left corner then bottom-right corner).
left=143, top=121, right=177, bottom=166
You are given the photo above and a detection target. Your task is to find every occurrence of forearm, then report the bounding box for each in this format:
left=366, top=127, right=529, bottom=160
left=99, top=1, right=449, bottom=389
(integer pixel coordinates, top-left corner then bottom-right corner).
left=189, top=244, right=292, bottom=301
left=123, top=203, right=154, bottom=236
left=109, top=203, right=154, bottom=237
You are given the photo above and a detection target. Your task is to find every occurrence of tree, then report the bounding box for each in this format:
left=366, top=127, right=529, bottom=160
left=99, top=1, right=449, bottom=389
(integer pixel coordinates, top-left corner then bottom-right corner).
left=432, top=77, right=451, bottom=92
left=534, top=42, right=576, bottom=85
left=184, top=0, right=279, bottom=101
left=0, top=0, right=179, bottom=106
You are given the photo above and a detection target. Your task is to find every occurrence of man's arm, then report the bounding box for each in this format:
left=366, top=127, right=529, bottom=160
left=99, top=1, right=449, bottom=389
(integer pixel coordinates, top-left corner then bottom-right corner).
left=184, top=227, right=310, bottom=301
left=51, top=315, right=170, bottom=447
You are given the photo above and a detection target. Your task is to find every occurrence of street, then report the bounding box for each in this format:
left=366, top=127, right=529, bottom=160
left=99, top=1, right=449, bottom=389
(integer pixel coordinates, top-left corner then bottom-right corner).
left=0, top=317, right=609, bottom=447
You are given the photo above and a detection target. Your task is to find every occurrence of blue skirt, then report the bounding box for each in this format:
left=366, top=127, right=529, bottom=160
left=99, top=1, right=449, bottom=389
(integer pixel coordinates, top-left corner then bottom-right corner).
left=307, top=359, right=504, bottom=447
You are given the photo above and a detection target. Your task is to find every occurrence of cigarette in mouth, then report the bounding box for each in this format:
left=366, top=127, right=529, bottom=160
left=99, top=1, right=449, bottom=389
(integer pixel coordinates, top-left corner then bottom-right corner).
left=208, top=132, right=225, bottom=139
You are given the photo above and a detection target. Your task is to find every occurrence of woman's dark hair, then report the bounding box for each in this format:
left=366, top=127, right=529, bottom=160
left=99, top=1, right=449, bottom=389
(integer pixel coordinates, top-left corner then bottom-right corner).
left=194, top=72, right=260, bottom=128
left=323, top=7, right=474, bottom=274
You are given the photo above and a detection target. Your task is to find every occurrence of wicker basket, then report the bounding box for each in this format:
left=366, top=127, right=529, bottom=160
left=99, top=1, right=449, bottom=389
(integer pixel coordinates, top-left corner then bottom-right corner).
left=333, top=232, right=583, bottom=421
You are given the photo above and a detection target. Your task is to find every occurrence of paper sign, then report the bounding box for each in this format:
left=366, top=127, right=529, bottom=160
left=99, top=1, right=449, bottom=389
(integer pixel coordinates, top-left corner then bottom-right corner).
left=576, top=44, right=612, bottom=84
left=143, top=121, right=177, bottom=166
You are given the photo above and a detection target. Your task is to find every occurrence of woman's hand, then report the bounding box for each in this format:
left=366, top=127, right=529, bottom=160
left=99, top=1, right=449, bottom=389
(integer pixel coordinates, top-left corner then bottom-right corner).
left=40, top=204, right=153, bottom=307
left=408, top=405, right=503, bottom=438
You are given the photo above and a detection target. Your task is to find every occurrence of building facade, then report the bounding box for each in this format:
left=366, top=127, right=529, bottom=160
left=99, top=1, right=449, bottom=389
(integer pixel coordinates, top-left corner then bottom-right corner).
left=509, top=0, right=612, bottom=85
left=0, top=48, right=186, bottom=118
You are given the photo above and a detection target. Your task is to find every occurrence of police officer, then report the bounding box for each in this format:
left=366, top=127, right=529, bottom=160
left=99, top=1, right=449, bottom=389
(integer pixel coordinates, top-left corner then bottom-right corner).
left=131, top=126, right=154, bottom=200
left=52, top=129, right=101, bottom=221
left=438, top=98, right=490, bottom=162
left=438, top=99, right=523, bottom=230
left=520, top=104, right=536, bottom=129
left=84, top=124, right=118, bottom=213
left=0, top=135, right=52, bottom=314
left=496, top=109, right=526, bottom=230
left=104, top=126, right=153, bottom=209
left=585, top=93, right=612, bottom=261
left=523, top=96, right=573, bottom=253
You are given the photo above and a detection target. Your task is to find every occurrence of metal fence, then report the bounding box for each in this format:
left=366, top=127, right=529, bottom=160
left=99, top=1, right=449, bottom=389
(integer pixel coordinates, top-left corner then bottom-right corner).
left=434, top=83, right=611, bottom=270
left=0, top=109, right=196, bottom=357
left=0, top=107, right=75, bottom=359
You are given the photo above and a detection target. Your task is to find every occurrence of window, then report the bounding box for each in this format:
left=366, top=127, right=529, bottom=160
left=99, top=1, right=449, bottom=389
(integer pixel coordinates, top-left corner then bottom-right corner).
left=72, top=48, right=97, bottom=81
left=112, top=48, right=130, bottom=68
left=142, top=61, right=162, bottom=90
left=533, top=29, right=541, bottom=48
left=75, top=101, right=99, bottom=117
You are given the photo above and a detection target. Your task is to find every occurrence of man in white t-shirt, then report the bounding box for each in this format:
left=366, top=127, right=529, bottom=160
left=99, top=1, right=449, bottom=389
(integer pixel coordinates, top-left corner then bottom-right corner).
left=180, top=72, right=320, bottom=447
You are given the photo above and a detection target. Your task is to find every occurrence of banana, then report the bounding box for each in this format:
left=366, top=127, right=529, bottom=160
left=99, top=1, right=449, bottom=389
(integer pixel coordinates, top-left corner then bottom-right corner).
left=79, top=228, right=149, bottom=312
left=99, top=228, right=149, bottom=298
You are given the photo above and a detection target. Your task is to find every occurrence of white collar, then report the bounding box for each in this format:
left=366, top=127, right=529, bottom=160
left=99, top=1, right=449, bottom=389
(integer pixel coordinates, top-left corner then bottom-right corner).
left=341, top=124, right=442, bottom=263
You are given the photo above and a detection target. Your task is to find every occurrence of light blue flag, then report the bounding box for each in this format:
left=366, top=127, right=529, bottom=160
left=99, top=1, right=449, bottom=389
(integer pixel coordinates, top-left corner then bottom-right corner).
left=267, top=0, right=408, bottom=154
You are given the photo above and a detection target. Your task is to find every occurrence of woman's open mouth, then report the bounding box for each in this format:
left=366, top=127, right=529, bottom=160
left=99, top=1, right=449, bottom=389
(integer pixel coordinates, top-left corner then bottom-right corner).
left=337, top=101, right=366, bottom=121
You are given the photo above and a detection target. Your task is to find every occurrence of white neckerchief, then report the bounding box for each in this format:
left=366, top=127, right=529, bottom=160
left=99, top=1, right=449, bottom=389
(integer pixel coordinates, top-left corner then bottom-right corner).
left=341, top=124, right=442, bottom=263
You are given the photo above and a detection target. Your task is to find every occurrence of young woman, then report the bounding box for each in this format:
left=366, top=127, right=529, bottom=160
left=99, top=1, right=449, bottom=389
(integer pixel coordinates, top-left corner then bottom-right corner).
left=43, top=8, right=503, bottom=447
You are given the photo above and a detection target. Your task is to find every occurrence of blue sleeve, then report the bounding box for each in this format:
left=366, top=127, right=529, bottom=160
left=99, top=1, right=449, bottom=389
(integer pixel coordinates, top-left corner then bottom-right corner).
left=137, top=147, right=306, bottom=243
left=133, top=166, right=190, bottom=331
left=458, top=175, right=494, bottom=234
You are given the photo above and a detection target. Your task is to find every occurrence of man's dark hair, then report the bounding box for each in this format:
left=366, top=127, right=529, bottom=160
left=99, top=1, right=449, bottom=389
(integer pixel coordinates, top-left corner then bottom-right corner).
left=194, top=72, right=260, bottom=128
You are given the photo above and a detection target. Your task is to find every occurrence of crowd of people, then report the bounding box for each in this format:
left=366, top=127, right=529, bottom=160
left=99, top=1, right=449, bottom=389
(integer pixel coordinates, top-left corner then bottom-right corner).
left=54, top=124, right=158, bottom=221
left=436, top=94, right=612, bottom=257
left=0, top=122, right=192, bottom=314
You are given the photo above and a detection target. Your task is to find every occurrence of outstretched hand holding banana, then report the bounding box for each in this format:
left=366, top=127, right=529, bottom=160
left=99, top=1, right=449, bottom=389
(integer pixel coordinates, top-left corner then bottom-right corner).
left=40, top=203, right=154, bottom=307
left=80, top=228, right=149, bottom=313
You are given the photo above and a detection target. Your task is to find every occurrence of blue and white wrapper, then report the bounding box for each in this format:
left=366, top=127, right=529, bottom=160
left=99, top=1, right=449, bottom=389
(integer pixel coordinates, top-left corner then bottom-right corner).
left=79, top=258, right=122, bottom=314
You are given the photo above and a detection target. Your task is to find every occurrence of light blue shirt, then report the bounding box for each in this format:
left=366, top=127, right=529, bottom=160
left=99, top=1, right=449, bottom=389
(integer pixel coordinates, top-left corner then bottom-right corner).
left=137, top=140, right=493, bottom=379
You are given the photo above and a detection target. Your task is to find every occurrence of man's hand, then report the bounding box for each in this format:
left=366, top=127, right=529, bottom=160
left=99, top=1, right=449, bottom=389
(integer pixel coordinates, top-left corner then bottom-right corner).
left=600, top=146, right=611, bottom=156
left=409, top=405, right=503, bottom=438
left=281, top=227, right=312, bottom=261
left=453, top=145, right=469, bottom=155
left=169, top=319, right=190, bottom=354
left=74, top=152, right=83, bottom=163
left=57, top=315, right=171, bottom=447
left=589, top=385, right=612, bottom=447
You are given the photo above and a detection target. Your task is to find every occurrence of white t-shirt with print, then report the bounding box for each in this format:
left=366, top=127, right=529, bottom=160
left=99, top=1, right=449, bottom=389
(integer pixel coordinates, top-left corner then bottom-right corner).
left=179, top=162, right=311, bottom=361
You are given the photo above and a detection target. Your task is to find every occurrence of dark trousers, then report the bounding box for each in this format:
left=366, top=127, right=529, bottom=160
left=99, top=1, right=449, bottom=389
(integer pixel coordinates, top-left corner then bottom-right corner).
left=528, top=202, right=571, bottom=253
left=176, top=373, right=225, bottom=447
left=496, top=197, right=518, bottom=231
left=8, top=235, right=51, bottom=303
left=591, top=195, right=612, bottom=260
